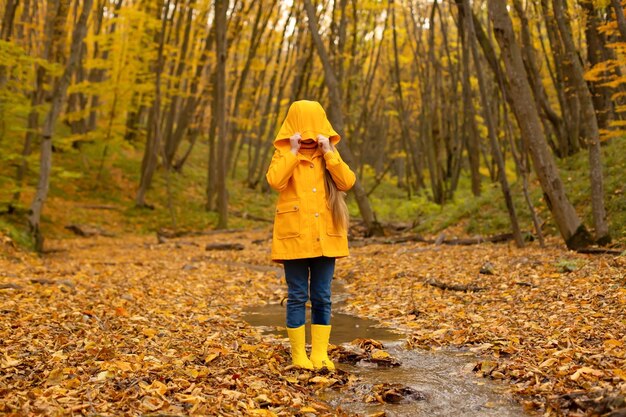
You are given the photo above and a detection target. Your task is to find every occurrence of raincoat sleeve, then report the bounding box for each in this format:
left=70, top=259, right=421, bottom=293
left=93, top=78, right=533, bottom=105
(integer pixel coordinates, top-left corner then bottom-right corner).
left=266, top=149, right=299, bottom=191
left=323, top=148, right=356, bottom=191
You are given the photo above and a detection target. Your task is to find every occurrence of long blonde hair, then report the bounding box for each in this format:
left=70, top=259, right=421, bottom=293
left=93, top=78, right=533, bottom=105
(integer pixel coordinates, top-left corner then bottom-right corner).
left=322, top=144, right=349, bottom=232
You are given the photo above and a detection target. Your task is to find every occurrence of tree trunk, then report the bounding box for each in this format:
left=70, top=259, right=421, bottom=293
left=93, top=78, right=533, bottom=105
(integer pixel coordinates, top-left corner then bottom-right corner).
left=136, top=0, right=169, bottom=207
left=462, top=0, right=524, bottom=248
left=214, top=0, right=229, bottom=228
left=487, top=0, right=592, bottom=250
left=541, top=0, right=580, bottom=156
left=303, top=0, right=383, bottom=237
left=580, top=0, right=614, bottom=133
left=512, top=0, right=567, bottom=157
left=225, top=1, right=274, bottom=176
left=553, top=0, right=609, bottom=244
left=0, top=0, right=19, bottom=88
left=29, top=0, right=94, bottom=251
left=610, top=0, right=626, bottom=43
left=247, top=6, right=292, bottom=188
left=205, top=73, right=218, bottom=210
left=457, top=0, right=481, bottom=197
left=0, top=0, right=19, bottom=150
left=162, top=0, right=195, bottom=168
left=171, top=23, right=214, bottom=170
left=390, top=0, right=424, bottom=199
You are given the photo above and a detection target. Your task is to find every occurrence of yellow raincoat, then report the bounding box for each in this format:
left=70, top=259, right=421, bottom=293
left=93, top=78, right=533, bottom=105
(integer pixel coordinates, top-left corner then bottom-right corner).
left=266, top=101, right=356, bottom=261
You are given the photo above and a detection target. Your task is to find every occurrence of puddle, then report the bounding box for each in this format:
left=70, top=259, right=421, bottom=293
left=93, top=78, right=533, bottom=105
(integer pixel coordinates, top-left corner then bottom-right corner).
left=243, top=282, right=528, bottom=417
left=323, top=342, right=525, bottom=416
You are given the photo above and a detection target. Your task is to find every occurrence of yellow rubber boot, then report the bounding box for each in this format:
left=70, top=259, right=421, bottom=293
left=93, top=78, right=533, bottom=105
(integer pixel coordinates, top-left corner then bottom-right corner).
left=286, top=325, right=313, bottom=369
left=310, top=324, right=335, bottom=370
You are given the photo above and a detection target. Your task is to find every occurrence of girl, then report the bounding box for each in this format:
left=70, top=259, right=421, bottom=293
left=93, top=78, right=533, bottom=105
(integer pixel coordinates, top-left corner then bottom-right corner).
left=266, top=100, right=356, bottom=370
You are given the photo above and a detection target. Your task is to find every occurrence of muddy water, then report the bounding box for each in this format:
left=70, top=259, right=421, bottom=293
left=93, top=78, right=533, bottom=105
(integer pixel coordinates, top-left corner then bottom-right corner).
left=323, top=342, right=525, bottom=416
left=243, top=283, right=527, bottom=417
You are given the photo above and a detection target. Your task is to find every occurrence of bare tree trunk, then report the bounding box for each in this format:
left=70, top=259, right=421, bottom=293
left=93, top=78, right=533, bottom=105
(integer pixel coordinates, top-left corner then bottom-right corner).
left=29, top=0, right=94, bottom=251
left=206, top=72, right=218, bottom=211
left=390, top=0, right=424, bottom=199
left=247, top=6, right=292, bottom=188
left=610, top=0, right=626, bottom=43
left=225, top=1, right=274, bottom=176
left=552, top=0, right=609, bottom=244
left=162, top=0, right=195, bottom=168
left=462, top=0, right=524, bottom=248
left=457, top=0, right=481, bottom=197
left=136, top=0, right=169, bottom=207
left=11, top=0, right=42, bottom=207
left=540, top=0, right=580, bottom=156
left=0, top=0, right=19, bottom=89
left=88, top=0, right=124, bottom=132
left=253, top=20, right=304, bottom=190
left=436, top=1, right=462, bottom=199
left=3, top=0, right=23, bottom=200
left=580, top=0, right=614, bottom=133
left=487, top=0, right=592, bottom=250
left=214, top=0, right=229, bottom=228
left=502, top=97, right=546, bottom=247
left=422, top=2, right=446, bottom=204
left=303, top=0, right=383, bottom=237
left=512, top=0, right=567, bottom=157
left=171, top=24, right=214, bottom=170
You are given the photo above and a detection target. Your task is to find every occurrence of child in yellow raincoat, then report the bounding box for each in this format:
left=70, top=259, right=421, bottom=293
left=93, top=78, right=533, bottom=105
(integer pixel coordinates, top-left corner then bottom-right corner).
left=266, top=100, right=356, bottom=370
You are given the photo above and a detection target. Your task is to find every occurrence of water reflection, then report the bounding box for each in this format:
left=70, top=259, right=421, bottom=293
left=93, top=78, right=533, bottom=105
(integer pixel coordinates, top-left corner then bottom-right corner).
left=242, top=282, right=528, bottom=417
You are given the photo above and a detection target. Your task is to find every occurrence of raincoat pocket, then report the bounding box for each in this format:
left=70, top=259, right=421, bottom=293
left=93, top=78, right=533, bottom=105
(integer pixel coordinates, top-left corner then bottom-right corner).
left=326, top=219, right=345, bottom=237
left=275, top=200, right=301, bottom=239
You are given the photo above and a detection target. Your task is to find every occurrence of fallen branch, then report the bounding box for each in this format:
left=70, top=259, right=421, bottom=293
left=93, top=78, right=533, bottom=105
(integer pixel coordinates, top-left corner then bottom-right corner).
left=371, top=232, right=518, bottom=246
left=0, top=283, right=22, bottom=290
left=577, top=247, right=624, bottom=256
left=157, top=228, right=243, bottom=239
left=231, top=210, right=273, bottom=223
left=205, top=243, right=244, bottom=251
left=65, top=224, right=115, bottom=237
left=425, top=279, right=484, bottom=292
left=30, top=278, right=55, bottom=285
left=439, top=233, right=517, bottom=245
left=79, top=204, right=122, bottom=211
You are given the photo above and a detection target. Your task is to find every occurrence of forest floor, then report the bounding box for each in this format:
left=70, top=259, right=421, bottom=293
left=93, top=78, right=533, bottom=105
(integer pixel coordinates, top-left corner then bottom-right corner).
left=1, top=227, right=625, bottom=416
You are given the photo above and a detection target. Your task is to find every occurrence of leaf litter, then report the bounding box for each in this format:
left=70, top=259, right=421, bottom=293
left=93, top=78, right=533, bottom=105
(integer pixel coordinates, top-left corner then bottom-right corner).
left=0, top=230, right=625, bottom=416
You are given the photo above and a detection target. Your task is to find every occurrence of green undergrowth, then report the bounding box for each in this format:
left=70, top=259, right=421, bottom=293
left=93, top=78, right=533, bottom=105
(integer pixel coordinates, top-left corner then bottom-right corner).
left=352, top=137, right=625, bottom=243
left=1, top=121, right=624, bottom=247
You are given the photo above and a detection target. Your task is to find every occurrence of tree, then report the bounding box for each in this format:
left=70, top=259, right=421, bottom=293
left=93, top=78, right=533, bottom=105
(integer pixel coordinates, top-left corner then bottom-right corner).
left=303, top=0, right=383, bottom=237
left=29, top=0, right=94, bottom=251
left=552, top=0, right=610, bottom=244
left=460, top=0, right=524, bottom=248
left=487, top=0, right=592, bottom=250
left=213, top=0, right=229, bottom=229
left=135, top=0, right=170, bottom=208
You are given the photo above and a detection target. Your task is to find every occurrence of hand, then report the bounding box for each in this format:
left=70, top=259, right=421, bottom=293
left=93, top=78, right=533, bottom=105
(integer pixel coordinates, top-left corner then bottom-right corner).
left=317, top=135, right=332, bottom=153
left=290, top=132, right=301, bottom=155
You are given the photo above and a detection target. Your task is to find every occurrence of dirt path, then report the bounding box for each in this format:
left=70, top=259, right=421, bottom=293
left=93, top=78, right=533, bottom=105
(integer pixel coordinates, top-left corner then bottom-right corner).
left=1, top=230, right=624, bottom=416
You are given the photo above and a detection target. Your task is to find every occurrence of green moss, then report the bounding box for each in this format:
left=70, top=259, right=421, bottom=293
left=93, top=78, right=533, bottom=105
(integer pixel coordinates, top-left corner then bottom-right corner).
left=0, top=217, right=34, bottom=251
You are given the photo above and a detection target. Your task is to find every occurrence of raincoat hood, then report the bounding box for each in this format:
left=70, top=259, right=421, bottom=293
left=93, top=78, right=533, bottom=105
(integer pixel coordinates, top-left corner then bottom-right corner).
left=274, top=100, right=340, bottom=151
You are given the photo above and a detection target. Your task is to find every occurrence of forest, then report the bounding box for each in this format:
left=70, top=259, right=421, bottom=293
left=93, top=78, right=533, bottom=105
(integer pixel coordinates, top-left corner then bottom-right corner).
left=0, top=0, right=625, bottom=249
left=1, top=0, right=625, bottom=416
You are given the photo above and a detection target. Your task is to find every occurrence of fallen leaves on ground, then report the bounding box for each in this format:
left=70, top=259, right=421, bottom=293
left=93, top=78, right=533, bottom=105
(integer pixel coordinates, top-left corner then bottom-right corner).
left=338, top=236, right=626, bottom=416
left=0, top=231, right=349, bottom=416
left=2, top=229, right=625, bottom=416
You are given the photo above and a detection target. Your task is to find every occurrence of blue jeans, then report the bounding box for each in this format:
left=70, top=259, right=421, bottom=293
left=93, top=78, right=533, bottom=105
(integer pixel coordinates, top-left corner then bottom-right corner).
left=283, top=256, right=335, bottom=328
